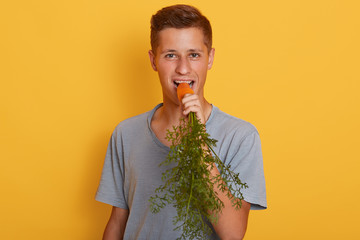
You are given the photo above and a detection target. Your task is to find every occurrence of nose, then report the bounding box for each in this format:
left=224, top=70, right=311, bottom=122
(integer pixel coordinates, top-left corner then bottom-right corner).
left=175, top=57, right=191, bottom=75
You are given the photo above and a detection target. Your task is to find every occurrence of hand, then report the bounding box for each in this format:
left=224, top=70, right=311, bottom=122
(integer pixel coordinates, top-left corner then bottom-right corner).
left=181, top=93, right=206, bottom=124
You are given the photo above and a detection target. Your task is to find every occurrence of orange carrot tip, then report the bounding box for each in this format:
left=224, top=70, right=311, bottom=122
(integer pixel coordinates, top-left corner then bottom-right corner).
left=177, top=83, right=194, bottom=101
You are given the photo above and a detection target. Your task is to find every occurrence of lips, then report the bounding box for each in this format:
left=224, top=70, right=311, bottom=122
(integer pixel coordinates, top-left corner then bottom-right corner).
left=173, top=80, right=194, bottom=88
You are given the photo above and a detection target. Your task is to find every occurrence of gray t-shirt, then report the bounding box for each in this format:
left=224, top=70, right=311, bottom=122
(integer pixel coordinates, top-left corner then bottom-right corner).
left=96, top=104, right=267, bottom=239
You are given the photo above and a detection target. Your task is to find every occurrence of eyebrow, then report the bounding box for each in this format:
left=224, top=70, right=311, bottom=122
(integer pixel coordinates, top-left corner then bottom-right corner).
left=188, top=49, right=204, bottom=53
left=160, top=49, right=177, bottom=54
left=160, top=49, right=204, bottom=54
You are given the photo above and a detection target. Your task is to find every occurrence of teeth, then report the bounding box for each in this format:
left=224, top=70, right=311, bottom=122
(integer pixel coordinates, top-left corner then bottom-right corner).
left=174, top=80, right=194, bottom=88
left=174, top=80, right=192, bottom=84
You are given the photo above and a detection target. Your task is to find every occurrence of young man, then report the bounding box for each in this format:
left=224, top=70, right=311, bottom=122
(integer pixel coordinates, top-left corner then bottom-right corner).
left=96, top=4, right=266, bottom=240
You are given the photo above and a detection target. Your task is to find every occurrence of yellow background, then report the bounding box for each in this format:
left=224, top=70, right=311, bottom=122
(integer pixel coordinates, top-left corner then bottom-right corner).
left=1, top=0, right=359, bottom=239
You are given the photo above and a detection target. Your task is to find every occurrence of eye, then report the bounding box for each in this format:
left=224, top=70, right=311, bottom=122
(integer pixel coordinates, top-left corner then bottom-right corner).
left=165, top=53, right=176, bottom=58
left=189, top=53, right=200, bottom=58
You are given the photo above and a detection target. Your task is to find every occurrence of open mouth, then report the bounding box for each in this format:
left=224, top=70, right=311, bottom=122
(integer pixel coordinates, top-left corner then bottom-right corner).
left=174, top=80, right=194, bottom=88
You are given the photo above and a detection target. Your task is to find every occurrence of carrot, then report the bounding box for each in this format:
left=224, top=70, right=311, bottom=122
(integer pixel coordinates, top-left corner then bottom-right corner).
left=177, top=83, right=194, bottom=101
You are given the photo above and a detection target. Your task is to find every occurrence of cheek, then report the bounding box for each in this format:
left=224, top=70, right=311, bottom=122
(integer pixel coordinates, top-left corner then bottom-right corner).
left=193, top=62, right=209, bottom=75
left=157, top=61, right=173, bottom=73
left=157, top=64, right=173, bottom=84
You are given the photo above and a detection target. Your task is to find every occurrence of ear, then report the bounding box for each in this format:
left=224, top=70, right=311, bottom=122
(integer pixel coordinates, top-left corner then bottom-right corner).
left=207, top=48, right=215, bottom=70
left=148, top=50, right=157, bottom=71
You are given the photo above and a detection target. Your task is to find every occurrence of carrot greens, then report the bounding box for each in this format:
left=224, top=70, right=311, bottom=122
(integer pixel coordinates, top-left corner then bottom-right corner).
left=149, top=84, right=248, bottom=240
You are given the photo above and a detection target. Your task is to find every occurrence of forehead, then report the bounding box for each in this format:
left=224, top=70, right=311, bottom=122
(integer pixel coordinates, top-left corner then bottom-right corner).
left=156, top=27, right=207, bottom=53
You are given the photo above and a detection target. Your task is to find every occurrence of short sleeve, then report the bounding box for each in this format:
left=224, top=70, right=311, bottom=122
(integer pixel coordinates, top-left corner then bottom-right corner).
left=228, top=129, right=267, bottom=210
left=95, top=129, right=128, bottom=209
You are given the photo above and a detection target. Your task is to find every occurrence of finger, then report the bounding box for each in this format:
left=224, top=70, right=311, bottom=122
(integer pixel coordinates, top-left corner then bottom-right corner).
left=181, top=93, right=199, bottom=105
left=180, top=93, right=206, bottom=123
left=183, top=100, right=201, bottom=110
left=182, top=99, right=202, bottom=113
left=181, top=94, right=201, bottom=112
left=183, top=105, right=201, bottom=115
left=182, top=105, right=205, bottom=124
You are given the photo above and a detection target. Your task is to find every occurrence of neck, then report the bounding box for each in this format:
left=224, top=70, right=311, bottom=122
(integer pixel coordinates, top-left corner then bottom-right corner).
left=150, top=98, right=212, bottom=147
left=162, top=98, right=211, bottom=125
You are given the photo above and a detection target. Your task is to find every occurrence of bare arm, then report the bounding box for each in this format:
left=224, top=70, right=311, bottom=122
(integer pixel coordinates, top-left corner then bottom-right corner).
left=210, top=164, right=251, bottom=240
left=103, top=207, right=129, bottom=240
left=182, top=94, right=251, bottom=239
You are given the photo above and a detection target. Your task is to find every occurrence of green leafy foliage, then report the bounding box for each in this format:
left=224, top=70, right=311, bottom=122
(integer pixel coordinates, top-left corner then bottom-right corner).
left=149, top=112, right=248, bottom=239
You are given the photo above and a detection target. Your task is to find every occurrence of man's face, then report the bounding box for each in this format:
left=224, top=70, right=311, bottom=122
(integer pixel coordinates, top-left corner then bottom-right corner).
left=149, top=27, right=215, bottom=105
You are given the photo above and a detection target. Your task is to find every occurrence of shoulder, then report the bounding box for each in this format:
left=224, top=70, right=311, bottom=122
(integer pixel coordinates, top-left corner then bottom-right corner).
left=111, top=104, right=161, bottom=137
left=208, top=106, right=259, bottom=142
left=116, top=112, right=148, bottom=130
left=111, top=111, right=150, bottom=140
